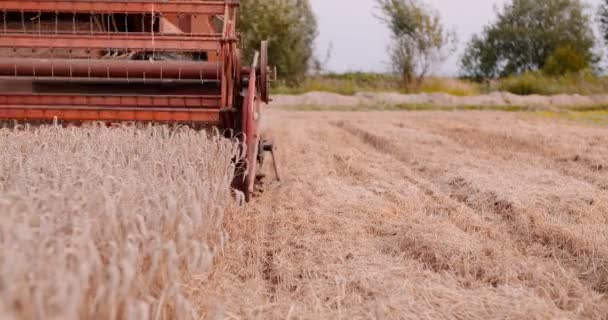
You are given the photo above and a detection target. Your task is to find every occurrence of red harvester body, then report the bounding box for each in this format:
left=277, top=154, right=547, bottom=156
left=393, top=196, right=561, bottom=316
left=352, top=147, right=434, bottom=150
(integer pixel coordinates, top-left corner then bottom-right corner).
left=0, top=0, right=275, bottom=200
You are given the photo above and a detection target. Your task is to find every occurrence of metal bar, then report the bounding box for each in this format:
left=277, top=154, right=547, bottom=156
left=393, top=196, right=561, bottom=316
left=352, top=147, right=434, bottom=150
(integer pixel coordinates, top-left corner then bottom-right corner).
left=0, top=1, right=238, bottom=14
left=0, top=106, right=221, bottom=123
left=0, top=58, right=223, bottom=79
left=0, top=94, right=222, bottom=108
left=0, top=76, right=220, bottom=84
left=0, top=33, right=229, bottom=51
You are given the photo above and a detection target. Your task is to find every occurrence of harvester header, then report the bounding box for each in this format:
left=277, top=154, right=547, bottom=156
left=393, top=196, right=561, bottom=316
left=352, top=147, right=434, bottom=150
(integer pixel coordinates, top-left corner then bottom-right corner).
left=0, top=0, right=275, bottom=200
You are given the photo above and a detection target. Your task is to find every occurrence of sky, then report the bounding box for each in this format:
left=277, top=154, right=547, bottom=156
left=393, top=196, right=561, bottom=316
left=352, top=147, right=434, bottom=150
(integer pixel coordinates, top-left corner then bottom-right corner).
left=309, top=0, right=603, bottom=75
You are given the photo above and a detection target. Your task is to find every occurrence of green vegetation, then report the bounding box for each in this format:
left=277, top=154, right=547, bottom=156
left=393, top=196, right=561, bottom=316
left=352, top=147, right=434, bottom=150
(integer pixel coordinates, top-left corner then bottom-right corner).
left=415, top=77, right=482, bottom=96
left=283, top=104, right=526, bottom=112
left=601, top=1, right=608, bottom=47
left=243, top=0, right=608, bottom=98
left=535, top=110, right=608, bottom=125
left=391, top=104, right=527, bottom=112
left=282, top=105, right=608, bottom=127
left=273, top=71, right=608, bottom=97
left=273, top=73, right=482, bottom=96
left=376, top=0, right=457, bottom=88
left=542, top=45, right=590, bottom=76
left=239, top=0, right=317, bottom=84
left=498, top=72, right=608, bottom=96
left=460, top=0, right=595, bottom=79
left=273, top=73, right=401, bottom=95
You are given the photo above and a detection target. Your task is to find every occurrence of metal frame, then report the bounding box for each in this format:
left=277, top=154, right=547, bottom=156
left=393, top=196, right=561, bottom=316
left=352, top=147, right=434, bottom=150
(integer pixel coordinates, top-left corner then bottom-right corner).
left=0, top=0, right=275, bottom=200
left=0, top=1, right=237, bottom=14
left=0, top=94, right=222, bottom=108
left=0, top=106, right=220, bottom=123
left=0, top=33, right=228, bottom=51
left=0, top=0, right=238, bottom=111
left=0, top=58, right=223, bottom=79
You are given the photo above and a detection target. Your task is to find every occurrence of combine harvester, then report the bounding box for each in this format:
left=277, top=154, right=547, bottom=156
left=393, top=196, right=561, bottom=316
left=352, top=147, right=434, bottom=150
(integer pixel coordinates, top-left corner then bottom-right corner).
left=0, top=0, right=278, bottom=200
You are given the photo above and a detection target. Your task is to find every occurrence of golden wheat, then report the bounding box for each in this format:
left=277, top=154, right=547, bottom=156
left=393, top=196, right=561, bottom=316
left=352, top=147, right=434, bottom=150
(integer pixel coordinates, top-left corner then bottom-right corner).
left=0, top=124, right=238, bottom=320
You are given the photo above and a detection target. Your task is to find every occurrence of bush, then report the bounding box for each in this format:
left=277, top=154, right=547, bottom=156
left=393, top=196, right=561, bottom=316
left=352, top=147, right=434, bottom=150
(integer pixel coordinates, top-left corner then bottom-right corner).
left=273, top=72, right=608, bottom=97
left=498, top=71, right=608, bottom=95
left=416, top=77, right=481, bottom=96
left=273, top=73, right=483, bottom=96
left=499, top=72, right=549, bottom=95
left=543, top=46, right=589, bottom=76
left=273, top=73, right=402, bottom=95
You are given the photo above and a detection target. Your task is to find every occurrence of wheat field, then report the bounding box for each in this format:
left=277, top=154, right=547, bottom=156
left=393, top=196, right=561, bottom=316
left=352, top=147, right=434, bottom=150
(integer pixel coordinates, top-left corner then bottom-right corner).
left=2, top=110, right=608, bottom=319
left=0, top=125, right=239, bottom=319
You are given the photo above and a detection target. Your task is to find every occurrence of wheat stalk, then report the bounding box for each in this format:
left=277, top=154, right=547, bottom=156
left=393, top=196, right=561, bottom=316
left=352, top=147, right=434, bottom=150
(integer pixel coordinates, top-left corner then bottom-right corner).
left=0, top=124, right=239, bottom=320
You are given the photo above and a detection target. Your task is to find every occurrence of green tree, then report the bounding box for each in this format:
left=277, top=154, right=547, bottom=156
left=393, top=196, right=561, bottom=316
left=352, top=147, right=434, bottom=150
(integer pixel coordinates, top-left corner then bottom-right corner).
left=239, top=0, right=318, bottom=84
left=460, top=0, right=596, bottom=79
left=543, top=45, right=589, bottom=76
left=376, top=0, right=456, bottom=88
left=601, top=1, right=608, bottom=46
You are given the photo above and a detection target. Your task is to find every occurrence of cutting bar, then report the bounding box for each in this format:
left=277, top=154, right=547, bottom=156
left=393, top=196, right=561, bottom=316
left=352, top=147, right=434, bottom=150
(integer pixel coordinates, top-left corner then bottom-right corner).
left=0, top=58, right=223, bottom=80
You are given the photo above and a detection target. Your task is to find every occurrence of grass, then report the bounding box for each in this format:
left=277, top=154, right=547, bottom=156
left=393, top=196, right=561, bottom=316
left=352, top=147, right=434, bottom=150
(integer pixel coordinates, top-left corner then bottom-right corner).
left=0, top=125, right=239, bottom=319
left=498, top=71, right=608, bottom=96
left=283, top=103, right=608, bottom=126
left=392, top=104, right=527, bottom=111
left=274, top=71, right=608, bottom=97
left=415, top=77, right=483, bottom=96
left=273, top=72, right=401, bottom=96
left=534, top=109, right=608, bottom=125
left=282, top=103, right=558, bottom=112
left=274, top=73, right=482, bottom=96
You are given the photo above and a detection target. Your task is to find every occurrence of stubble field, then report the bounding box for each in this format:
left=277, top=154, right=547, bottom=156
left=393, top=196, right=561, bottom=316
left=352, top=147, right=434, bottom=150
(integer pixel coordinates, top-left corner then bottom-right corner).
left=207, top=110, right=608, bottom=319
left=2, top=110, right=608, bottom=319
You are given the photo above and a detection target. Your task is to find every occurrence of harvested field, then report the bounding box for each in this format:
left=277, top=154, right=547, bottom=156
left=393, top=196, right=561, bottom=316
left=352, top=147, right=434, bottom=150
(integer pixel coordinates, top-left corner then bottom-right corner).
left=270, top=91, right=608, bottom=110
left=2, top=110, right=608, bottom=319
left=201, top=110, right=608, bottom=319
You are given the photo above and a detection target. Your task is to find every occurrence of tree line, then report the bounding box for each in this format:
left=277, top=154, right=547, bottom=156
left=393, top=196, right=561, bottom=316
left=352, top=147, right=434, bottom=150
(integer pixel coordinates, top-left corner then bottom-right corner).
left=239, top=0, right=608, bottom=86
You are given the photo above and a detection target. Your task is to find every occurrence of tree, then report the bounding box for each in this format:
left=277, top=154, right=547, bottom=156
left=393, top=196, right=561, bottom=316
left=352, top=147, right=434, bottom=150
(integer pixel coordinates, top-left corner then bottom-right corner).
left=543, top=45, right=589, bottom=76
left=239, top=0, right=318, bottom=84
left=376, top=0, right=456, bottom=88
left=601, top=1, right=608, bottom=47
left=460, top=0, right=596, bottom=79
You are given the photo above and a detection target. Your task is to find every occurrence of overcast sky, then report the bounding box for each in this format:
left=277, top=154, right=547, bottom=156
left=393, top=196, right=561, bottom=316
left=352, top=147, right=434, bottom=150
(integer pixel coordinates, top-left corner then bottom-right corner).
left=310, top=0, right=603, bottom=75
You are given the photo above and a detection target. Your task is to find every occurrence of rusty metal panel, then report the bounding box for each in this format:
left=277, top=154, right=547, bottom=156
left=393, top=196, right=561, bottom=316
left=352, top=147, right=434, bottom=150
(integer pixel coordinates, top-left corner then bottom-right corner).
left=0, top=58, right=222, bottom=80
left=0, top=1, right=237, bottom=14
left=0, top=94, right=222, bottom=108
left=0, top=33, right=227, bottom=51
left=0, top=105, right=221, bottom=123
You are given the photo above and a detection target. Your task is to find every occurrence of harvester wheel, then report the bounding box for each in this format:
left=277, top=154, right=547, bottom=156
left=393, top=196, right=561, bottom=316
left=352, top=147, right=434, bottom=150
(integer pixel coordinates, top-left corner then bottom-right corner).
left=237, top=42, right=277, bottom=201
left=242, top=67, right=260, bottom=202
left=260, top=41, right=270, bottom=104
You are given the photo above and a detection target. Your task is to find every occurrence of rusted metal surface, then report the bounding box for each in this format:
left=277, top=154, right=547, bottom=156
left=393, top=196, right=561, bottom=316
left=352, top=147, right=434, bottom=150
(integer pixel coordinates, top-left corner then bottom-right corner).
left=0, top=106, right=221, bottom=123
left=0, top=94, right=221, bottom=108
left=0, top=33, right=227, bottom=51
left=259, top=40, right=270, bottom=103
left=0, top=0, right=275, bottom=200
left=0, top=58, right=222, bottom=80
left=243, top=68, right=259, bottom=201
left=0, top=1, right=237, bottom=14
